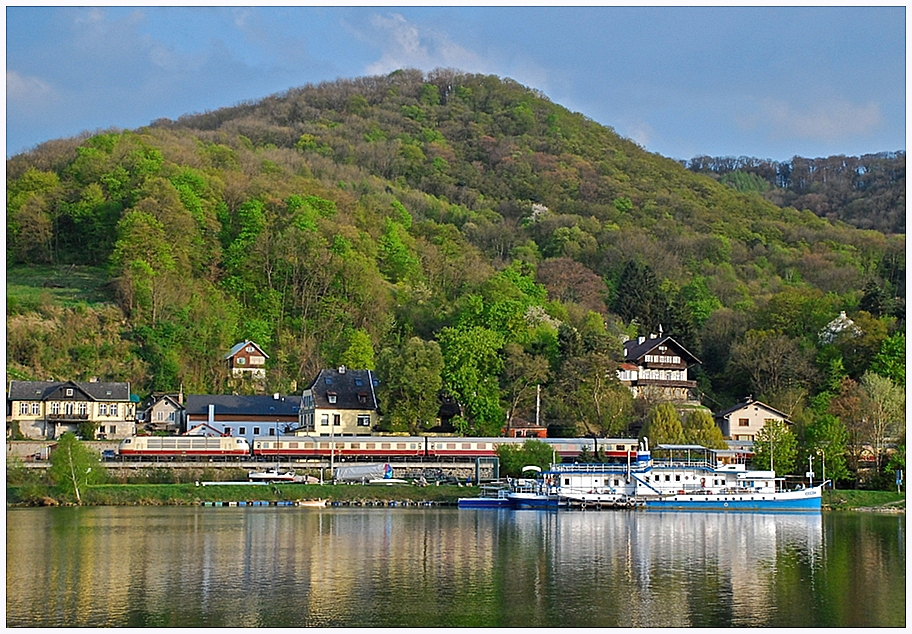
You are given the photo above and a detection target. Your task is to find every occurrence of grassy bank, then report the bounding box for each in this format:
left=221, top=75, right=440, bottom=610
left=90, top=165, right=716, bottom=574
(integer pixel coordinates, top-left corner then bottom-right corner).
left=823, top=489, right=905, bottom=512
left=7, top=482, right=478, bottom=507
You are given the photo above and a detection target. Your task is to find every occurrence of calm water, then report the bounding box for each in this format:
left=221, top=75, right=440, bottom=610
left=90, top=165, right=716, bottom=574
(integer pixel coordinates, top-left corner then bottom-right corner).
left=6, top=506, right=905, bottom=627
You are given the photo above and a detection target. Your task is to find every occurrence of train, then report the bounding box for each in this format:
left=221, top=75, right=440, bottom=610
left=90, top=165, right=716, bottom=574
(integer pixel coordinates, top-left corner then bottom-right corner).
left=116, top=434, right=642, bottom=463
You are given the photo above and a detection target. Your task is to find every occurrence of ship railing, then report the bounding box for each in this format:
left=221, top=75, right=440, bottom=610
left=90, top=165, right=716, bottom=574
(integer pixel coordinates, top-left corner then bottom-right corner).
left=650, top=458, right=714, bottom=470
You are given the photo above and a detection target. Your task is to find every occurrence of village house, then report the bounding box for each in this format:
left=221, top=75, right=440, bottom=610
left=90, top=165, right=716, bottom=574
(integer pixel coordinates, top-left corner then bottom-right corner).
left=617, top=331, right=700, bottom=404
left=224, top=341, right=268, bottom=379
left=139, top=392, right=184, bottom=433
left=7, top=379, right=137, bottom=440
left=297, top=366, right=380, bottom=436
left=713, top=397, right=791, bottom=443
left=183, top=393, right=300, bottom=444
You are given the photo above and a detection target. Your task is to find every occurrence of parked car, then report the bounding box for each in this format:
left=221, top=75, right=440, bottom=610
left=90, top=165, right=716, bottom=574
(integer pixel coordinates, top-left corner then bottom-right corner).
left=101, top=449, right=117, bottom=461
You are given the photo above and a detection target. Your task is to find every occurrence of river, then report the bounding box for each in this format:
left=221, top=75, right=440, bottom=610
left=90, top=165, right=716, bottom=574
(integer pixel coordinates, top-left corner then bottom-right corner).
left=6, top=506, right=905, bottom=627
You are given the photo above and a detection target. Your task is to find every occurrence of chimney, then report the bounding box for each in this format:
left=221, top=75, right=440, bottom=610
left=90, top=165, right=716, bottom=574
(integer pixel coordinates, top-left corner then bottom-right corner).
left=638, top=336, right=646, bottom=345
left=273, top=393, right=280, bottom=400
left=338, top=365, right=346, bottom=374
left=208, top=403, right=215, bottom=426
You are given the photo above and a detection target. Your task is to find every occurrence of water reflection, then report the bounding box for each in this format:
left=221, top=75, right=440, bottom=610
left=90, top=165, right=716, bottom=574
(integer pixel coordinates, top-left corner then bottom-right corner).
left=6, top=507, right=904, bottom=627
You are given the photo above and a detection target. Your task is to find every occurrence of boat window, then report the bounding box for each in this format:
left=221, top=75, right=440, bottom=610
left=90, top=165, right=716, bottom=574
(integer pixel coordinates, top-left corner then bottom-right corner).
left=665, top=475, right=671, bottom=481
left=675, top=475, right=681, bottom=482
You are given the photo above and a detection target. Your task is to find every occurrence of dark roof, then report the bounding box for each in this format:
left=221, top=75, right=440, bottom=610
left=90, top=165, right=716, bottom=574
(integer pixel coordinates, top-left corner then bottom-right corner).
left=623, top=335, right=700, bottom=365
left=185, top=394, right=300, bottom=416
left=306, top=368, right=379, bottom=410
left=8, top=380, right=131, bottom=402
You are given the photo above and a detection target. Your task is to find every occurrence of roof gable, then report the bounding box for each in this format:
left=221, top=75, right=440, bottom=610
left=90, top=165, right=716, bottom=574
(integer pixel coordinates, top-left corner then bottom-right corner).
left=306, top=368, right=379, bottom=410
left=715, top=399, right=791, bottom=422
left=623, top=335, right=700, bottom=365
left=224, top=341, right=269, bottom=360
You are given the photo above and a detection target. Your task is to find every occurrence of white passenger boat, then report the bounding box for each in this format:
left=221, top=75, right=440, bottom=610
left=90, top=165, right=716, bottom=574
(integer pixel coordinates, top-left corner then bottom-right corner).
left=550, top=442, right=825, bottom=512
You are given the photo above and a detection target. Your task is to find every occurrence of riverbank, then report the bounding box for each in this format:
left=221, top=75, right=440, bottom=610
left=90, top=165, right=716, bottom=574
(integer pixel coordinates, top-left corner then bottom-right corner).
left=6, top=482, right=475, bottom=507
left=6, top=483, right=905, bottom=511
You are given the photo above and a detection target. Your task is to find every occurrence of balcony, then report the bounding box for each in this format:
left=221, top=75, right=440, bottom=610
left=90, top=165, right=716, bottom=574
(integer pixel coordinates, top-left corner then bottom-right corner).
left=47, top=413, right=90, bottom=421
left=634, top=378, right=697, bottom=388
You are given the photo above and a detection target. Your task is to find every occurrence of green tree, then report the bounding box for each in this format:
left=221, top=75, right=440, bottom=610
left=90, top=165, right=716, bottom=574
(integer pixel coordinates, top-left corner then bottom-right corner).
left=682, top=409, right=727, bottom=449
left=500, top=343, right=550, bottom=429
left=806, top=413, right=851, bottom=483
left=376, top=337, right=444, bottom=434
left=110, top=209, right=176, bottom=323
left=438, top=326, right=504, bottom=436
left=869, top=332, right=905, bottom=387
left=338, top=328, right=375, bottom=370
left=752, top=419, right=798, bottom=475
left=640, top=403, right=684, bottom=445
left=48, top=432, right=102, bottom=504
left=496, top=439, right=557, bottom=477
left=860, top=371, right=905, bottom=470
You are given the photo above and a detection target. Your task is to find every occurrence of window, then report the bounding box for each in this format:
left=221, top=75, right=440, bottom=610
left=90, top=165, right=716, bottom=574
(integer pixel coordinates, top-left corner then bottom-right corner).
left=19, top=402, right=28, bottom=415
left=98, top=426, right=106, bottom=434
left=675, top=475, right=681, bottom=482
left=328, top=392, right=337, bottom=404
left=65, top=388, right=74, bottom=397
left=236, top=357, right=246, bottom=365
left=51, top=402, right=60, bottom=415
left=110, top=404, right=118, bottom=417
left=321, top=414, right=329, bottom=427
left=354, top=377, right=363, bottom=387
left=31, top=403, right=40, bottom=415
left=738, top=418, right=750, bottom=427
left=333, top=414, right=341, bottom=426
left=65, top=402, right=74, bottom=416
left=324, top=376, right=333, bottom=385
left=224, top=427, right=232, bottom=436
left=269, top=428, right=275, bottom=436
left=78, top=402, right=87, bottom=416
left=357, top=414, right=371, bottom=426
left=664, top=475, right=671, bottom=481
left=357, top=393, right=368, bottom=404
left=253, top=427, right=260, bottom=435
left=246, top=346, right=254, bottom=352
left=239, top=427, right=246, bottom=435
left=102, top=404, right=109, bottom=417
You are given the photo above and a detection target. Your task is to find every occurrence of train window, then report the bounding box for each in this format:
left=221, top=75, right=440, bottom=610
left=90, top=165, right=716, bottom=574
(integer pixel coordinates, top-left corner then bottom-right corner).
left=409, top=444, right=417, bottom=450
left=366, top=443, right=375, bottom=450
left=616, top=445, right=625, bottom=451
left=447, top=443, right=456, bottom=450
left=462, top=443, right=471, bottom=449
left=319, top=443, right=329, bottom=449
left=350, top=443, right=359, bottom=449
left=289, top=442, right=298, bottom=449
left=396, top=443, right=406, bottom=450
left=381, top=443, right=391, bottom=450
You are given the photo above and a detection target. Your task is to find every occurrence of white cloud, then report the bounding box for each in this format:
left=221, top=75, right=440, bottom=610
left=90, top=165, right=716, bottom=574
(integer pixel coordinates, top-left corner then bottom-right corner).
left=746, top=98, right=884, bottom=142
left=7, top=70, right=56, bottom=105
left=363, top=13, right=488, bottom=75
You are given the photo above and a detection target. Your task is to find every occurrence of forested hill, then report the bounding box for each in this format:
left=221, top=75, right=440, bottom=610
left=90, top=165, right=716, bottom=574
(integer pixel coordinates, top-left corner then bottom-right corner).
left=6, top=69, right=905, bottom=438
left=683, top=152, right=905, bottom=235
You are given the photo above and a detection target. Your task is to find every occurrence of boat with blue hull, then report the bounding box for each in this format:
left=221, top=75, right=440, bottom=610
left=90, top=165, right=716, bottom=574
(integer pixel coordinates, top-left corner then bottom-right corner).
left=460, top=441, right=826, bottom=512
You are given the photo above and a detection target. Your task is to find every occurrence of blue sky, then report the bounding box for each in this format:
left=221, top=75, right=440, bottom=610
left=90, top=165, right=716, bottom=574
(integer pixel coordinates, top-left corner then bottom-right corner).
left=6, top=6, right=906, bottom=162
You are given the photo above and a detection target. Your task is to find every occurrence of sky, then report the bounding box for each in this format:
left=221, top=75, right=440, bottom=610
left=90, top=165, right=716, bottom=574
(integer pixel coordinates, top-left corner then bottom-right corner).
left=5, top=5, right=906, bottom=162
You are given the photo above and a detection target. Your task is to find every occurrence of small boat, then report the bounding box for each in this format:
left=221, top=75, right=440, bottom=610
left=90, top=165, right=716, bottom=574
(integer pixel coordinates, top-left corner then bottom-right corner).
left=295, top=499, right=327, bottom=507
left=458, top=485, right=513, bottom=508
left=248, top=468, right=296, bottom=483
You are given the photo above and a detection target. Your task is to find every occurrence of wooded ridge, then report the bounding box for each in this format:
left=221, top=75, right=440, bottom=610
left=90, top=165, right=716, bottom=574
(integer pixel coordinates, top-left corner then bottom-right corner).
left=6, top=70, right=905, bottom=476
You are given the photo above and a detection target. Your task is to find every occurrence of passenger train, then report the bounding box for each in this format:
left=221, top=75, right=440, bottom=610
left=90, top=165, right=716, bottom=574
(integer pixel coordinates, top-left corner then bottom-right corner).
left=115, top=434, right=641, bottom=463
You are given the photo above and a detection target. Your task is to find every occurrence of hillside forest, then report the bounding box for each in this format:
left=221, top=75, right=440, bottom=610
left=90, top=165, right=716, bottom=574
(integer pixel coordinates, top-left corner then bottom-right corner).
left=6, top=70, right=905, bottom=486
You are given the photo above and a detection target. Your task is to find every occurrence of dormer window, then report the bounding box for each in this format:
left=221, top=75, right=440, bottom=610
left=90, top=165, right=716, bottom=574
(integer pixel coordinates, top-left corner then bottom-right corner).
left=354, top=377, right=363, bottom=387
left=324, top=376, right=333, bottom=385
left=358, top=393, right=368, bottom=404
left=65, top=388, right=73, bottom=397
left=327, top=392, right=337, bottom=404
